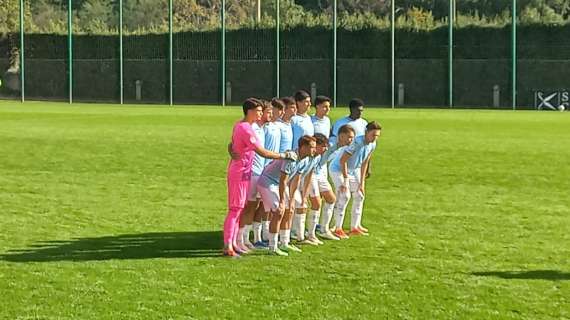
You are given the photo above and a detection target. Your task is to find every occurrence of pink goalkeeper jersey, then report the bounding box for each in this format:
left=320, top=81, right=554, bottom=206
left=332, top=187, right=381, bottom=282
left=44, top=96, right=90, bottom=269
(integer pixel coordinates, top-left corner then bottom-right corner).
left=228, top=121, right=262, bottom=181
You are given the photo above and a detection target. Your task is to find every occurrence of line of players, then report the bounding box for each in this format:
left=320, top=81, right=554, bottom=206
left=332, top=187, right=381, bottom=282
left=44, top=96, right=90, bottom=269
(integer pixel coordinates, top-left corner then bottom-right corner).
left=223, top=90, right=382, bottom=257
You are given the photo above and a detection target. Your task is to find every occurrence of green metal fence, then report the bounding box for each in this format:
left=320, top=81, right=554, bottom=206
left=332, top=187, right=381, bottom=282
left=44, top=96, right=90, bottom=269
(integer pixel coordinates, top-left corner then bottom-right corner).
left=2, top=0, right=569, bottom=110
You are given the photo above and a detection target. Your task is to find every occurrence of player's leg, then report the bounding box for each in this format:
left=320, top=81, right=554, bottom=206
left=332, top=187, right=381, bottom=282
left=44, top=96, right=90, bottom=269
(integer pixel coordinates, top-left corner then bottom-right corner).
left=258, top=185, right=288, bottom=256
left=306, top=175, right=324, bottom=245
left=236, top=176, right=260, bottom=251
left=349, top=170, right=368, bottom=235
left=252, top=202, right=269, bottom=249
left=278, top=189, right=302, bottom=253
left=330, top=171, right=351, bottom=239
left=318, top=187, right=339, bottom=240
left=223, top=179, right=248, bottom=257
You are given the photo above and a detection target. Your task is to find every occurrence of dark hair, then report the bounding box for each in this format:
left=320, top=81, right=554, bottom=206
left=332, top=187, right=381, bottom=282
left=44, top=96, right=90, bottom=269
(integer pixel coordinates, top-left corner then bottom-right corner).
left=338, top=124, right=356, bottom=135
left=261, top=99, right=272, bottom=111
left=294, top=90, right=310, bottom=102
left=298, top=135, right=317, bottom=148
left=314, top=95, right=331, bottom=106
left=271, top=98, right=285, bottom=111
left=349, top=98, right=364, bottom=110
left=314, top=133, right=329, bottom=146
left=281, top=96, right=295, bottom=107
left=366, top=121, right=382, bottom=131
left=242, top=98, right=262, bottom=116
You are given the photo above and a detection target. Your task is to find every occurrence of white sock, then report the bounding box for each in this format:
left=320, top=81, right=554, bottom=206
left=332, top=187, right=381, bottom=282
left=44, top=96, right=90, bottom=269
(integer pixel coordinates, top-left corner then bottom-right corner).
left=334, top=191, right=350, bottom=230
left=253, top=222, right=262, bottom=243
left=291, top=214, right=300, bottom=237
left=244, top=224, right=253, bottom=245
left=295, top=213, right=306, bottom=240
left=307, top=210, right=319, bottom=237
left=269, top=233, right=278, bottom=250
left=351, top=191, right=365, bottom=230
left=279, top=229, right=291, bottom=246
left=321, top=202, right=334, bottom=233
left=262, top=221, right=270, bottom=241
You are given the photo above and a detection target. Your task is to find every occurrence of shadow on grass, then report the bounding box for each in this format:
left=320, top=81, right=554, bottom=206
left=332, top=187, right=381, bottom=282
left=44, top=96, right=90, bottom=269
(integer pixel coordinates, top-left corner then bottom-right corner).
left=472, top=270, right=570, bottom=281
left=0, top=231, right=223, bottom=262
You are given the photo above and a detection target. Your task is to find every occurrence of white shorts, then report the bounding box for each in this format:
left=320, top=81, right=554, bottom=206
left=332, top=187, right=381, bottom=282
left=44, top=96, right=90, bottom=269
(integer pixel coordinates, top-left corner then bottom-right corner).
left=247, top=175, right=261, bottom=201
left=309, top=172, right=333, bottom=198
left=330, top=170, right=361, bottom=193
left=293, top=188, right=306, bottom=209
left=258, top=184, right=290, bottom=212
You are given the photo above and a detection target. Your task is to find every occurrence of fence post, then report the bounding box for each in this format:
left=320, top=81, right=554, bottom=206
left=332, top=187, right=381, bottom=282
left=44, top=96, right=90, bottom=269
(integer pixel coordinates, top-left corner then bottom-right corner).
left=168, top=0, right=173, bottom=106
left=512, top=0, right=517, bottom=110
left=19, top=0, right=25, bottom=102
left=119, top=0, right=123, bottom=104
left=68, top=0, right=73, bottom=104
left=333, top=0, right=337, bottom=108
left=221, top=0, right=226, bottom=106
left=276, top=0, right=280, bottom=98
left=391, top=0, right=395, bottom=109
left=448, top=0, right=453, bottom=108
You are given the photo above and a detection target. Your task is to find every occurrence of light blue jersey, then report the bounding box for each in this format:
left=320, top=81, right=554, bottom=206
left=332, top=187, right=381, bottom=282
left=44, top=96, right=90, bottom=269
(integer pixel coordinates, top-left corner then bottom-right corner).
left=277, top=119, right=293, bottom=153
left=251, top=122, right=266, bottom=176
left=258, top=158, right=299, bottom=188
left=291, top=114, right=314, bottom=149
left=314, top=142, right=341, bottom=176
left=330, top=116, right=367, bottom=145
left=311, top=115, right=331, bottom=138
left=329, top=136, right=376, bottom=174
left=299, top=156, right=320, bottom=178
left=264, top=121, right=281, bottom=166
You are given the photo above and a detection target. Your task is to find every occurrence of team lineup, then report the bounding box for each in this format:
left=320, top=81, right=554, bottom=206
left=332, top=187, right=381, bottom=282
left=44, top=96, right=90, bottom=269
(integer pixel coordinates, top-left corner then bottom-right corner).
left=223, top=90, right=382, bottom=257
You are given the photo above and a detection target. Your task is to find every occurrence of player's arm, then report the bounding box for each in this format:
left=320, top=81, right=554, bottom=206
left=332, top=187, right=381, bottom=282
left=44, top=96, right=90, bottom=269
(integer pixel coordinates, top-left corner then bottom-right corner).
left=339, top=151, right=352, bottom=193
left=255, top=145, right=296, bottom=161
left=359, top=154, right=373, bottom=194
left=286, top=173, right=301, bottom=210
left=279, top=172, right=290, bottom=213
left=301, top=170, right=313, bottom=200
left=227, top=142, right=239, bottom=160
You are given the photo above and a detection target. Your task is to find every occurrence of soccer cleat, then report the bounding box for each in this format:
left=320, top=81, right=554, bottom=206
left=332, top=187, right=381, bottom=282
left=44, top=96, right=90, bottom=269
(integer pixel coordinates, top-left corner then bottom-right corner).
left=234, top=243, right=250, bottom=254
left=269, top=247, right=289, bottom=257
left=243, top=240, right=255, bottom=250
left=319, top=231, right=340, bottom=241
left=254, top=241, right=269, bottom=249
left=281, top=243, right=302, bottom=253
left=358, top=225, right=369, bottom=233
left=307, top=236, right=324, bottom=245
left=287, top=244, right=303, bottom=252
left=223, top=248, right=240, bottom=258
left=334, top=228, right=350, bottom=239
left=350, top=228, right=369, bottom=236
left=298, top=239, right=319, bottom=246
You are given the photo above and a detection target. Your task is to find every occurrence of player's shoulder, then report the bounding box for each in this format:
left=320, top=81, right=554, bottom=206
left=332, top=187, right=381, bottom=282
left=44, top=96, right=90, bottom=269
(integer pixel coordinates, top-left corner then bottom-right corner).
left=233, top=121, right=252, bottom=134
left=333, top=115, right=350, bottom=126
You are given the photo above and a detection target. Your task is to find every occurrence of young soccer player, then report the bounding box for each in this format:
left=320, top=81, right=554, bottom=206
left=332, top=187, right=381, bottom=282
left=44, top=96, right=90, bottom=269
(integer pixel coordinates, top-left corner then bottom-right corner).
left=257, top=136, right=317, bottom=256
left=291, top=90, right=314, bottom=149
left=291, top=133, right=330, bottom=245
left=314, top=125, right=356, bottom=240
left=330, top=98, right=368, bottom=145
left=277, top=97, right=296, bottom=153
left=223, top=98, right=296, bottom=258
left=311, top=95, right=332, bottom=138
left=290, top=90, right=315, bottom=237
left=329, top=121, right=382, bottom=239
left=236, top=101, right=274, bottom=253
left=251, top=99, right=284, bottom=248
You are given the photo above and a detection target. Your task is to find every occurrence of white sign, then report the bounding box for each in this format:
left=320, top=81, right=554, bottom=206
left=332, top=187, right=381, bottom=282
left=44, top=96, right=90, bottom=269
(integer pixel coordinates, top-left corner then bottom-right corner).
left=534, top=90, right=569, bottom=110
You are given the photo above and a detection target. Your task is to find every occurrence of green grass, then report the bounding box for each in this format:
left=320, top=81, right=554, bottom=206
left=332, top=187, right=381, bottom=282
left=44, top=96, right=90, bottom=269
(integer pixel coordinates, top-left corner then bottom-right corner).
left=1, top=101, right=569, bottom=319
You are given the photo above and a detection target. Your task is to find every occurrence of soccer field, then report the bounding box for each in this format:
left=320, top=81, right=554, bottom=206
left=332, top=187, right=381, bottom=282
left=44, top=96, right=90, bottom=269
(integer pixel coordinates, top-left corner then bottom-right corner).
left=0, top=101, right=568, bottom=319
